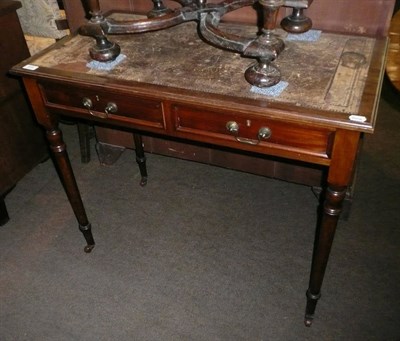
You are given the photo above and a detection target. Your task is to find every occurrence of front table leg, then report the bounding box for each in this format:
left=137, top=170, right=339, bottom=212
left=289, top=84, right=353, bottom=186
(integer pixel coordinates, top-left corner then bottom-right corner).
left=47, top=128, right=95, bottom=253
left=305, top=185, right=347, bottom=326
left=23, top=78, right=95, bottom=253
left=305, top=129, right=360, bottom=325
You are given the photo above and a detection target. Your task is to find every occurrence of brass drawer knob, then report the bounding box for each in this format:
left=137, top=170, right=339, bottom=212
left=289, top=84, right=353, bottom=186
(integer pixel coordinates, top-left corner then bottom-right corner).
left=105, top=102, right=118, bottom=114
left=82, top=97, right=93, bottom=109
left=226, top=121, right=271, bottom=145
left=258, top=126, right=272, bottom=140
left=226, top=121, right=239, bottom=134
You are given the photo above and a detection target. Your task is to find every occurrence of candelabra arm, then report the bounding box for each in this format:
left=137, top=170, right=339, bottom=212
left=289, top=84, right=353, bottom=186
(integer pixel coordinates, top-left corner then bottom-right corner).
left=78, top=0, right=315, bottom=87
left=217, top=0, right=257, bottom=13
left=171, top=0, right=195, bottom=6
left=107, top=12, right=186, bottom=34
left=199, top=13, right=253, bottom=54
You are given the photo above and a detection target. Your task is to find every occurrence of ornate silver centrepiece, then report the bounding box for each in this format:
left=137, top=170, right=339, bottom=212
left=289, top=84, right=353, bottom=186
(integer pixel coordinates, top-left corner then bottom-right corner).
left=79, top=0, right=313, bottom=88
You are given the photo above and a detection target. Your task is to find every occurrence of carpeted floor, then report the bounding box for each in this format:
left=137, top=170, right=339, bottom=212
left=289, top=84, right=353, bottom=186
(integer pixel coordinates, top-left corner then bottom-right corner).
left=1, top=80, right=399, bottom=340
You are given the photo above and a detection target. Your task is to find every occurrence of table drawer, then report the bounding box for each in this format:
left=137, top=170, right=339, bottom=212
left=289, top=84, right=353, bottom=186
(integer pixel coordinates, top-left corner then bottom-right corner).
left=172, top=104, right=334, bottom=159
left=40, top=83, right=165, bottom=130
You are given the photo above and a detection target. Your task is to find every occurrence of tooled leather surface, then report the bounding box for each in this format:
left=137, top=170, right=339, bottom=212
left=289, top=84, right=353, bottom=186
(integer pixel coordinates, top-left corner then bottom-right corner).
left=33, top=19, right=375, bottom=114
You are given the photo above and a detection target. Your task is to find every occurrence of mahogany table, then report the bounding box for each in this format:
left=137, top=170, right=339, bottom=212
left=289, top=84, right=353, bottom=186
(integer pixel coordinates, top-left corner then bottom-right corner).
left=12, top=20, right=388, bottom=326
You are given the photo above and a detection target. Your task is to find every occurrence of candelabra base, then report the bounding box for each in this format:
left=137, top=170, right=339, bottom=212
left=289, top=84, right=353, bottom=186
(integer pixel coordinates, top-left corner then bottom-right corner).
left=281, top=8, right=312, bottom=33
left=245, top=60, right=281, bottom=88
left=89, top=37, right=121, bottom=62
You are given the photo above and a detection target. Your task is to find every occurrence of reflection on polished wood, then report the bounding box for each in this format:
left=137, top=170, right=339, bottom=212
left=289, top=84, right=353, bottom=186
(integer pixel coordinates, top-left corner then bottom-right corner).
left=386, top=10, right=400, bottom=91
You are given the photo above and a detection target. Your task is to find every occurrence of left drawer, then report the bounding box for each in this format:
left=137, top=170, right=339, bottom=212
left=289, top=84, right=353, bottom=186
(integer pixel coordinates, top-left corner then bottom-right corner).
left=40, top=82, right=165, bottom=131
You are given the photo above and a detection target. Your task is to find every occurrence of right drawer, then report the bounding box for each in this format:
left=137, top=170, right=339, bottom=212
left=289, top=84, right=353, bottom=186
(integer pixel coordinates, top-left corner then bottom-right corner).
left=171, top=104, right=334, bottom=160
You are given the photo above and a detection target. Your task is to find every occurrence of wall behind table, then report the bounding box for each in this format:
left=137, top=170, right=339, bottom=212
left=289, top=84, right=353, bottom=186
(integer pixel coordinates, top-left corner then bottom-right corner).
left=63, top=0, right=396, bottom=36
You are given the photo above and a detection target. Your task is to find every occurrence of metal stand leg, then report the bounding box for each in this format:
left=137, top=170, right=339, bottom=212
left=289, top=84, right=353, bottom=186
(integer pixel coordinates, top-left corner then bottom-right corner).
left=133, top=133, right=148, bottom=186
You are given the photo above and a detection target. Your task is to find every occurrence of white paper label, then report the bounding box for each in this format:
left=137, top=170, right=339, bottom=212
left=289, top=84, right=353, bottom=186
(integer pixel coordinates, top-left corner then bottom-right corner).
left=349, top=115, right=367, bottom=122
left=22, top=64, right=39, bottom=70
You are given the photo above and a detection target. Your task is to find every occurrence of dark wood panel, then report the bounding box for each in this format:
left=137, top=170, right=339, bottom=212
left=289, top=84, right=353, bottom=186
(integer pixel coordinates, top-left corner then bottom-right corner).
left=0, top=1, right=48, bottom=214
left=0, top=93, right=48, bottom=193
left=95, top=125, right=325, bottom=187
left=0, top=0, right=29, bottom=99
left=307, top=0, right=395, bottom=36
left=63, top=0, right=395, bottom=35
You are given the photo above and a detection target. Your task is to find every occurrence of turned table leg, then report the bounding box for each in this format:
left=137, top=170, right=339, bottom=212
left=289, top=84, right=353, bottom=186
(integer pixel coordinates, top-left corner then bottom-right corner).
left=305, top=185, right=347, bottom=326
left=305, top=129, right=361, bottom=326
left=46, top=128, right=95, bottom=253
left=23, top=78, right=95, bottom=253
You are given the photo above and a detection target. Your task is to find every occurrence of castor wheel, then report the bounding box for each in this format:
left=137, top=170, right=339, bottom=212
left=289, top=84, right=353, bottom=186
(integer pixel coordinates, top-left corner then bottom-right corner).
left=84, top=244, right=95, bottom=253
left=304, top=313, right=314, bottom=327
left=140, top=177, right=148, bottom=187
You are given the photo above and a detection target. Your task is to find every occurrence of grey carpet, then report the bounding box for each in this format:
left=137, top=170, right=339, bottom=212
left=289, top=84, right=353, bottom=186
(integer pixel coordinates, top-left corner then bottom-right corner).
left=1, top=82, right=399, bottom=340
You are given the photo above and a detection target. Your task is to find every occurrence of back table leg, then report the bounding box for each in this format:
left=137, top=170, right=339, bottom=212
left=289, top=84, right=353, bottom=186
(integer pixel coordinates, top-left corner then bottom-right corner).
left=133, top=133, right=148, bottom=186
left=47, top=128, right=95, bottom=253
